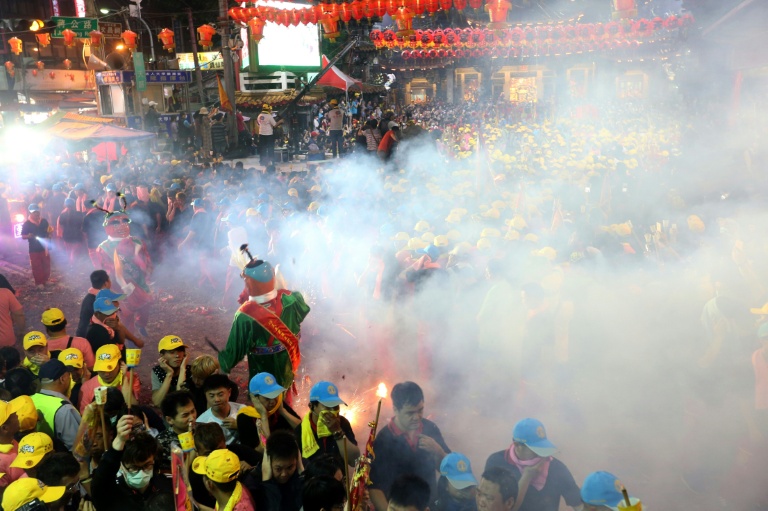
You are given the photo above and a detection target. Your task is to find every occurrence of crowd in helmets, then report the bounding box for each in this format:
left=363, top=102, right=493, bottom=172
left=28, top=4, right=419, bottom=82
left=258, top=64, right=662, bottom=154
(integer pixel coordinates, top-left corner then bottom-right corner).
left=1, top=89, right=768, bottom=511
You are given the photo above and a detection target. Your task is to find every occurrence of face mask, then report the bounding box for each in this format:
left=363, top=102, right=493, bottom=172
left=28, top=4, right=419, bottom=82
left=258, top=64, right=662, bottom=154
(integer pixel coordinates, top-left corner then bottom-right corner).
left=122, top=467, right=153, bottom=490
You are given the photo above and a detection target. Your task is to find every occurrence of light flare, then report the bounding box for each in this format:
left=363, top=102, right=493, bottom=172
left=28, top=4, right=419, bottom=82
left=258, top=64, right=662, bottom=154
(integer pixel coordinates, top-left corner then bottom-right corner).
left=376, top=382, right=388, bottom=399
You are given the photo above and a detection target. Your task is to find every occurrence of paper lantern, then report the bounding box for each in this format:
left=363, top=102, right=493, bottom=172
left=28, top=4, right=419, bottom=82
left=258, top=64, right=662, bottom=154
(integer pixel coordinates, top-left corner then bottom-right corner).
left=227, top=7, right=244, bottom=22
left=438, top=0, right=452, bottom=10
left=612, top=0, right=636, bottom=19
left=63, top=58, right=72, bottom=70
left=122, top=29, right=138, bottom=50
left=363, top=0, right=377, bottom=19
left=157, top=28, right=175, bottom=51
left=350, top=0, right=366, bottom=20
left=387, top=0, right=403, bottom=15
left=197, top=24, right=216, bottom=48
left=485, top=0, right=511, bottom=30
left=301, top=7, right=319, bottom=24
left=49, top=71, right=55, bottom=79
left=402, top=49, right=411, bottom=59
left=89, top=30, right=104, bottom=48
left=35, top=33, right=51, bottom=47
left=319, top=14, right=341, bottom=41
left=339, top=3, right=353, bottom=22
left=32, top=69, right=38, bottom=77
left=393, top=7, right=415, bottom=37
left=454, top=0, right=467, bottom=9
left=425, top=0, right=439, bottom=15
left=4, top=61, right=14, bottom=78
left=62, top=28, right=77, bottom=47
left=468, top=0, right=483, bottom=9
left=36, top=61, right=44, bottom=70
left=370, top=0, right=387, bottom=17
left=248, top=17, right=266, bottom=43
left=7, top=37, right=22, bottom=55
left=412, top=0, right=427, bottom=15
left=289, top=9, right=302, bottom=26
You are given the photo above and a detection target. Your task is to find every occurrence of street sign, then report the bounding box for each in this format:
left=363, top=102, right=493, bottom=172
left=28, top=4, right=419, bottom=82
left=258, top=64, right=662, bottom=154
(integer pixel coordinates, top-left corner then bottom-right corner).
left=52, top=16, right=98, bottom=38
left=98, top=22, right=123, bottom=39
left=133, top=51, right=147, bottom=92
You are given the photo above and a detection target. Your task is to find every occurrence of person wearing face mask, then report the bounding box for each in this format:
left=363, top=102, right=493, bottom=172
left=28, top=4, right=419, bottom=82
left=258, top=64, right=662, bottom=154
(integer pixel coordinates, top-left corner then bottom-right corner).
left=91, top=415, right=172, bottom=511
left=22, top=331, right=51, bottom=376
left=30, top=360, right=81, bottom=451
left=57, top=348, right=89, bottom=411
left=238, top=372, right=300, bottom=451
left=434, top=453, right=479, bottom=511
left=484, top=419, right=580, bottom=511
left=296, top=381, right=359, bottom=467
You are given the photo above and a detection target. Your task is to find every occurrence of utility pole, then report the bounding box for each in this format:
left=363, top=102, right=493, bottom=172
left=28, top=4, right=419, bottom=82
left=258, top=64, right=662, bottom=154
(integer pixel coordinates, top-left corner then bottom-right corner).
left=218, top=0, right=238, bottom=146
left=187, top=8, right=205, bottom=108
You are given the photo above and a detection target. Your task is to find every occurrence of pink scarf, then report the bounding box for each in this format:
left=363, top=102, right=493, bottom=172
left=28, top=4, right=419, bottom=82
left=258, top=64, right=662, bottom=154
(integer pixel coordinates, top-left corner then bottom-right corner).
left=506, top=446, right=551, bottom=491
left=90, top=315, right=115, bottom=338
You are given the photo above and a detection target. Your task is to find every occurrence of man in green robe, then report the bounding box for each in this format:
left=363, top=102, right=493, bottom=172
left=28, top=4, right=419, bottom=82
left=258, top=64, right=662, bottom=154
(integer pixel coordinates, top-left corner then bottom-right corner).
left=218, top=258, right=310, bottom=388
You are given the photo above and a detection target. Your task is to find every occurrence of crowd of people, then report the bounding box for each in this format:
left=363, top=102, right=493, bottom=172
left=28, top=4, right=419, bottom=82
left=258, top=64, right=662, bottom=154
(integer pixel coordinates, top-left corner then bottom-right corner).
left=0, top=87, right=767, bottom=511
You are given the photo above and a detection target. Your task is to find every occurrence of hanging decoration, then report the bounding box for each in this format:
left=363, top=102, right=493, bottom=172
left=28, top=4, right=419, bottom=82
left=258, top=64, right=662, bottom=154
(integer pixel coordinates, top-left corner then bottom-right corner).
left=319, top=12, right=341, bottom=41
left=4, top=61, right=14, bottom=78
left=392, top=7, right=415, bottom=37
left=7, top=37, right=22, bottom=55
left=158, top=28, right=175, bottom=51
left=61, top=29, right=77, bottom=47
left=63, top=59, right=72, bottom=70
left=612, top=0, right=637, bottom=20
left=247, top=17, right=266, bottom=43
left=122, top=29, right=138, bottom=50
left=485, top=0, right=511, bottom=30
left=35, top=33, right=51, bottom=47
left=197, top=24, right=217, bottom=49
left=89, top=30, right=104, bottom=48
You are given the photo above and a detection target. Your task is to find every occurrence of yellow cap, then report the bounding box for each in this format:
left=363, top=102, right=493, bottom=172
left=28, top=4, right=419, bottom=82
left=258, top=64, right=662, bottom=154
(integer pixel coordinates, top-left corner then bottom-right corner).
left=245, top=208, right=259, bottom=217
left=308, top=202, right=320, bottom=212
left=446, top=229, right=462, bottom=241
left=535, top=247, right=558, bottom=261
left=482, top=208, right=500, bottom=219
left=287, top=188, right=298, bottom=197
left=391, top=231, right=410, bottom=241
left=476, top=238, right=493, bottom=251
left=41, top=308, right=66, bottom=327
left=2, top=479, right=65, bottom=511
left=93, top=344, right=121, bottom=372
left=58, top=348, right=84, bottom=369
left=445, top=214, right=462, bottom=224
left=523, top=233, right=539, bottom=243
left=491, top=200, right=506, bottom=210
left=308, top=185, right=322, bottom=193
left=687, top=215, right=705, bottom=233
left=750, top=303, right=768, bottom=315
left=10, top=433, right=53, bottom=469
left=99, top=175, right=113, bottom=185
left=421, top=232, right=435, bottom=243
left=433, top=235, right=449, bottom=247
left=451, top=208, right=468, bottom=216
left=505, top=229, right=520, bottom=241
left=414, top=220, right=431, bottom=233
left=480, top=228, right=501, bottom=238
left=407, top=238, right=428, bottom=251
left=159, top=335, right=187, bottom=352
left=192, top=449, right=241, bottom=484
left=12, top=396, right=37, bottom=432
left=505, top=215, right=528, bottom=230
left=23, top=331, right=47, bottom=350
left=0, top=398, right=23, bottom=427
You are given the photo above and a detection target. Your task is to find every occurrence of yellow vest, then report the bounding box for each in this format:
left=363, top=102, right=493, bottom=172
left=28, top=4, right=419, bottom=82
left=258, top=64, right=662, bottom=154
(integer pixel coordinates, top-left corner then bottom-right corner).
left=30, top=393, right=67, bottom=438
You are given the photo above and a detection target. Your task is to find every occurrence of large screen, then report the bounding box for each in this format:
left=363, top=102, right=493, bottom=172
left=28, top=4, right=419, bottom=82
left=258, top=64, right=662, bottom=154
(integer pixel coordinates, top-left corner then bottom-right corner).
left=242, top=0, right=321, bottom=71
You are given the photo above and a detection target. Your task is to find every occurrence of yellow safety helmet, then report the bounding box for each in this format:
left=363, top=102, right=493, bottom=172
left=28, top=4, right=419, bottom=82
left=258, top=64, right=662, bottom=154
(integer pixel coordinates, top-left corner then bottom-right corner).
left=408, top=238, right=428, bottom=251
left=421, top=232, right=435, bottom=243
left=391, top=231, right=410, bottom=241
left=480, top=228, right=501, bottom=238
left=433, top=235, right=450, bottom=247
left=414, top=220, right=431, bottom=233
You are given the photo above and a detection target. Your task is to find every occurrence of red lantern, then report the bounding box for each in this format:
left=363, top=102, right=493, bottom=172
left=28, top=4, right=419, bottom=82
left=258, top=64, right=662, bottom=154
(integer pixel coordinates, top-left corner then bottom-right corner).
left=277, top=10, right=291, bottom=26
left=420, top=30, right=433, bottom=46
left=402, top=50, right=411, bottom=59
left=485, top=0, right=511, bottom=30
left=35, top=33, right=51, bottom=47
left=446, top=49, right=455, bottom=57
left=339, top=3, right=353, bottom=22
left=438, top=0, right=451, bottom=10
left=32, top=69, right=38, bottom=77
left=386, top=0, right=402, bottom=15
left=89, top=30, right=104, bottom=48
left=427, top=49, right=437, bottom=58
left=122, top=29, right=138, bottom=50
left=301, top=7, right=319, bottom=24
left=62, top=28, right=77, bottom=47
left=437, top=49, right=445, bottom=57
left=663, top=15, right=679, bottom=29
left=412, top=50, right=423, bottom=58
left=350, top=0, right=366, bottom=20
left=425, top=0, right=439, bottom=15
left=227, top=7, right=242, bottom=21
left=49, top=71, right=55, bottom=79
left=288, top=10, right=301, bottom=26
left=454, top=0, right=467, bottom=8
left=7, top=37, right=22, bottom=55
left=157, top=29, right=175, bottom=52
left=412, top=0, right=427, bottom=15
left=36, top=61, right=44, bottom=70
left=197, top=24, right=216, bottom=49
left=433, top=29, right=445, bottom=45
left=612, top=0, right=636, bottom=19
left=4, top=61, right=14, bottom=78
left=382, top=29, right=397, bottom=48
left=393, top=7, right=415, bottom=37
left=370, top=0, right=387, bottom=17
left=247, top=17, right=266, bottom=43
left=363, top=0, right=377, bottom=19
left=320, top=14, right=341, bottom=41
left=468, top=0, right=482, bottom=9
left=470, top=28, right=485, bottom=45
left=63, top=58, right=72, bottom=70
left=444, top=28, right=458, bottom=45
left=370, top=29, right=384, bottom=47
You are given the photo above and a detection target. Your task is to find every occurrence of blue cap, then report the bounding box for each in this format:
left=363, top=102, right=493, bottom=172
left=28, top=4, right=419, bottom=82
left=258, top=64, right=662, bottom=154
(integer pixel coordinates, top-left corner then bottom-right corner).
left=52, top=183, right=64, bottom=192
left=28, top=204, right=40, bottom=213
left=73, top=183, right=85, bottom=191
left=169, top=183, right=181, bottom=191
left=258, top=193, right=270, bottom=201
left=581, top=471, right=626, bottom=510
left=191, top=198, right=204, bottom=208
left=309, top=381, right=347, bottom=407
left=243, top=260, right=274, bottom=283
left=249, top=372, right=286, bottom=398
left=512, top=418, right=558, bottom=456
left=759, top=322, right=768, bottom=339
left=97, top=288, right=128, bottom=302
left=417, top=244, right=440, bottom=261
left=105, top=183, right=117, bottom=192
left=153, top=179, right=163, bottom=186
left=93, top=295, right=119, bottom=315
left=440, top=453, right=478, bottom=490
left=64, top=198, right=76, bottom=209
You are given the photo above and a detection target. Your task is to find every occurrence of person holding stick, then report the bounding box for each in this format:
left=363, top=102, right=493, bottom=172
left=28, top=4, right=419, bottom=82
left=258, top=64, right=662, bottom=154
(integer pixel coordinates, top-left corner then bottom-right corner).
left=580, top=472, right=641, bottom=511
left=79, top=344, right=141, bottom=414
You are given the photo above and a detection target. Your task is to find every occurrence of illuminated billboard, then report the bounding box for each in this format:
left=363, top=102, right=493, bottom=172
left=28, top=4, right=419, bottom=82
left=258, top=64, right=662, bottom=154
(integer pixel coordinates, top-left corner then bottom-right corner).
left=241, top=0, right=321, bottom=72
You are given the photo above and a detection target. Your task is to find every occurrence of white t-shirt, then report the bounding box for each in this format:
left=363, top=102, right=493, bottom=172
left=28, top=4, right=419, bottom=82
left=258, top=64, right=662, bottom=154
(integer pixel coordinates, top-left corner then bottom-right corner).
left=197, top=402, right=245, bottom=445
left=328, top=108, right=343, bottom=131
left=258, top=113, right=277, bottom=135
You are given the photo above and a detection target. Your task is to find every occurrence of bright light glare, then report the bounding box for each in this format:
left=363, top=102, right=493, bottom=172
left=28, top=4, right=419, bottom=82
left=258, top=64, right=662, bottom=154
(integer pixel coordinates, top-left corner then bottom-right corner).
left=376, top=382, right=388, bottom=399
left=14, top=214, right=25, bottom=223
left=1, top=127, right=49, bottom=163
left=100, top=8, right=110, bottom=14
left=116, top=44, right=125, bottom=50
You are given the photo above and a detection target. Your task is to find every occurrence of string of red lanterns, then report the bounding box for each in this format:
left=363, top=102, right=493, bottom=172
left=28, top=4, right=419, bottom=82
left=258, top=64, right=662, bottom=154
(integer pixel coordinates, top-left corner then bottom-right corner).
left=370, top=15, right=691, bottom=49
